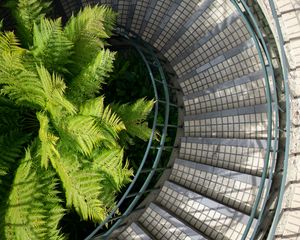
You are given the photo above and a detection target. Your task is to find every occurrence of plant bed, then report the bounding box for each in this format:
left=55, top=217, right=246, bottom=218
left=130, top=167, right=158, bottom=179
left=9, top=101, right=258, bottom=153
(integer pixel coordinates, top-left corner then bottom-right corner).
left=0, top=1, right=165, bottom=239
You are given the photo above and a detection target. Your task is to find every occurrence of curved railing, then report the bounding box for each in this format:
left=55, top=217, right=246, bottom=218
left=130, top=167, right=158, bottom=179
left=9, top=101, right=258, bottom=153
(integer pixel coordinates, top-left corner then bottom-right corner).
left=85, top=27, right=177, bottom=240
left=266, top=0, right=291, bottom=239
left=85, top=1, right=289, bottom=239
left=231, top=0, right=289, bottom=239
left=230, top=0, right=277, bottom=239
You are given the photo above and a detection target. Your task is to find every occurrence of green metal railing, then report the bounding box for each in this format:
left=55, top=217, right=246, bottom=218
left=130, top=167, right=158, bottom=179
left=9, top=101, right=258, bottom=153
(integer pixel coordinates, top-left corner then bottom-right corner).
left=231, top=0, right=289, bottom=239
left=85, top=26, right=177, bottom=240
left=267, top=0, right=291, bottom=239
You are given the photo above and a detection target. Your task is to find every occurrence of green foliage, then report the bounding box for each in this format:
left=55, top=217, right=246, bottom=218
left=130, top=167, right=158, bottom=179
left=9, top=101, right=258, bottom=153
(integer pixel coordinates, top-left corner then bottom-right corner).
left=112, top=98, right=156, bottom=145
left=64, top=5, right=117, bottom=77
left=0, top=1, right=155, bottom=239
left=68, top=49, right=115, bottom=103
left=5, top=0, right=51, bottom=46
left=32, top=18, right=73, bottom=74
left=3, top=148, right=65, bottom=240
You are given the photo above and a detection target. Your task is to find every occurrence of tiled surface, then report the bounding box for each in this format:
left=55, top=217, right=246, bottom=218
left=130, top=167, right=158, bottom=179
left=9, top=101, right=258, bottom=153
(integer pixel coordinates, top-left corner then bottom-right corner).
left=152, top=0, right=201, bottom=50
left=130, top=0, right=151, bottom=34
left=139, top=203, right=206, bottom=240
left=164, top=0, right=236, bottom=60
left=183, top=72, right=266, bottom=115
left=156, top=181, right=256, bottom=240
left=116, top=1, right=132, bottom=27
left=172, top=17, right=251, bottom=77
left=170, top=159, right=263, bottom=214
left=117, top=223, right=151, bottom=240
left=183, top=106, right=270, bottom=139
left=179, top=137, right=267, bottom=176
left=255, top=1, right=300, bottom=239
left=60, top=0, right=299, bottom=239
left=178, top=46, right=261, bottom=95
left=140, top=0, right=173, bottom=42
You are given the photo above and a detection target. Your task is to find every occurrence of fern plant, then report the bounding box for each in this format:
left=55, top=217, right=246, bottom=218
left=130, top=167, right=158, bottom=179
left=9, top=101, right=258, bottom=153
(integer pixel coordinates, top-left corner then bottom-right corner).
left=0, top=1, right=154, bottom=239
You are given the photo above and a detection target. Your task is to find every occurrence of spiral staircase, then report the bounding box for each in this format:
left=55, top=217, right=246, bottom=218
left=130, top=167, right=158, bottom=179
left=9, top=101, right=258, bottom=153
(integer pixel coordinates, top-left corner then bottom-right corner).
left=56, top=0, right=300, bottom=239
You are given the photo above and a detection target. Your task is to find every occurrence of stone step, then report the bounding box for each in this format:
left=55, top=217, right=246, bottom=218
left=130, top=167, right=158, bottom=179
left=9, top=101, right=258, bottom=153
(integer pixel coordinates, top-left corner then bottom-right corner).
left=182, top=70, right=267, bottom=115
left=162, top=0, right=237, bottom=61
left=183, top=104, right=273, bottom=139
left=170, top=159, right=268, bottom=215
left=116, top=222, right=152, bottom=240
left=178, top=42, right=261, bottom=96
left=139, top=203, right=207, bottom=240
left=179, top=137, right=272, bottom=176
left=156, top=181, right=257, bottom=240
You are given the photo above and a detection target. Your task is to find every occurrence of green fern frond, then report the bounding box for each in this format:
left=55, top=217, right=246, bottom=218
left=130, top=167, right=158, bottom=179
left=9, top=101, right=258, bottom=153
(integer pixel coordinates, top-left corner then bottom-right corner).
left=0, top=131, right=30, bottom=197
left=2, top=148, right=65, bottom=240
left=64, top=5, right=117, bottom=76
left=1, top=70, right=46, bottom=109
left=92, top=147, right=133, bottom=189
left=36, top=65, right=76, bottom=115
left=77, top=97, right=125, bottom=149
left=60, top=115, right=105, bottom=156
left=68, top=49, right=115, bottom=103
left=50, top=147, right=106, bottom=222
left=37, top=112, right=60, bottom=169
left=0, top=32, right=26, bottom=85
left=90, top=147, right=133, bottom=207
left=80, top=96, right=125, bottom=133
left=32, top=18, right=73, bottom=74
left=5, top=0, right=51, bottom=46
left=0, top=31, right=24, bottom=54
left=112, top=98, right=156, bottom=144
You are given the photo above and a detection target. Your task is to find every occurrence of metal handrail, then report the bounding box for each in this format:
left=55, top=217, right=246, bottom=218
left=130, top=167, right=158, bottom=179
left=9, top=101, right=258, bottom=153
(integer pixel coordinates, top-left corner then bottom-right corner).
left=230, top=0, right=280, bottom=239
left=267, top=0, right=291, bottom=238
left=84, top=27, right=172, bottom=240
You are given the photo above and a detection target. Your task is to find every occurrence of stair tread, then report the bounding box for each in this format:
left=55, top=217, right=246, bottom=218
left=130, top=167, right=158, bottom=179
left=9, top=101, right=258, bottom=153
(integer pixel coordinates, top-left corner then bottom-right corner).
left=179, top=137, right=272, bottom=177
left=117, top=222, right=152, bottom=240
left=183, top=104, right=271, bottom=139
left=183, top=70, right=264, bottom=101
left=139, top=203, right=207, bottom=240
left=170, top=158, right=268, bottom=214
left=179, top=38, right=255, bottom=81
left=180, top=136, right=269, bottom=148
left=156, top=181, right=257, bottom=240
left=184, top=103, right=268, bottom=121
left=170, top=12, right=241, bottom=66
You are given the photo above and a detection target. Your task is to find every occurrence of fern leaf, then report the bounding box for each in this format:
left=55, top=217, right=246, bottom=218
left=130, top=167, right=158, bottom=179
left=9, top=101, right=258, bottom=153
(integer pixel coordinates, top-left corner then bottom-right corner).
left=2, top=148, right=65, bottom=240
left=77, top=97, right=125, bottom=149
left=112, top=98, right=156, bottom=144
left=0, top=131, right=30, bottom=200
left=36, top=65, right=76, bottom=115
left=0, top=97, right=24, bottom=133
left=68, top=49, right=115, bottom=103
left=80, top=96, right=125, bottom=133
left=60, top=115, right=105, bottom=156
left=0, top=32, right=26, bottom=86
left=50, top=146, right=106, bottom=222
left=37, top=112, right=60, bottom=169
left=1, top=70, right=47, bottom=109
left=64, top=5, right=117, bottom=76
left=5, top=0, right=51, bottom=46
left=32, top=18, right=73, bottom=74
left=91, top=147, right=133, bottom=207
